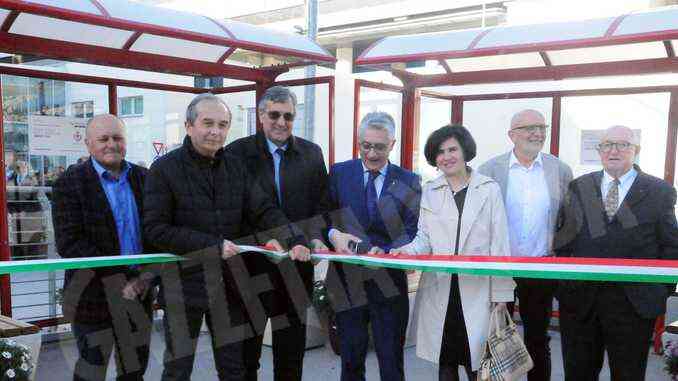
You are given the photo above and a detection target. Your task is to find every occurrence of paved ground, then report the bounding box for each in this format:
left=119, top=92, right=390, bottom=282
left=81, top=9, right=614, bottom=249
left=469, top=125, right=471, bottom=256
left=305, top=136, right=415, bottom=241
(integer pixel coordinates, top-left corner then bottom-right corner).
left=35, top=324, right=668, bottom=380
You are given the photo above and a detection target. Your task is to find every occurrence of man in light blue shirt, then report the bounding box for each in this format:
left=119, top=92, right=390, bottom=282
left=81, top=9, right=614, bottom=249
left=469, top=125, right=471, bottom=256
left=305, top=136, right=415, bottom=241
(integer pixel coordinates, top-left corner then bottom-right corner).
left=52, top=114, right=153, bottom=381
left=478, top=109, right=572, bottom=381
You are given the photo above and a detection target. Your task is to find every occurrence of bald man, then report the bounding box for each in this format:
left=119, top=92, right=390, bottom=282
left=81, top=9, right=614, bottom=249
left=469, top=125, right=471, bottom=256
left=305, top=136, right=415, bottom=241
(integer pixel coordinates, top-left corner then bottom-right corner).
left=554, top=126, right=678, bottom=380
left=478, top=109, right=572, bottom=381
left=52, top=114, right=154, bottom=381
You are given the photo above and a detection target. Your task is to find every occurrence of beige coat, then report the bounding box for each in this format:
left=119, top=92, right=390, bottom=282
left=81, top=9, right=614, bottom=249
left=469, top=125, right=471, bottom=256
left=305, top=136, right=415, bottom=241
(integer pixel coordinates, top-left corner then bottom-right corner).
left=402, top=171, right=515, bottom=370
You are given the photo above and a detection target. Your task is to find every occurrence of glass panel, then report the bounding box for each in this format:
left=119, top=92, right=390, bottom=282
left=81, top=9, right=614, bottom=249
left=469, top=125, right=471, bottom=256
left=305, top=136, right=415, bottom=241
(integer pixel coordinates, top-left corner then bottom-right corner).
left=358, top=87, right=403, bottom=166
left=2, top=75, right=109, bottom=322
left=416, top=96, right=452, bottom=182
left=559, top=93, right=670, bottom=179
left=462, top=98, right=552, bottom=169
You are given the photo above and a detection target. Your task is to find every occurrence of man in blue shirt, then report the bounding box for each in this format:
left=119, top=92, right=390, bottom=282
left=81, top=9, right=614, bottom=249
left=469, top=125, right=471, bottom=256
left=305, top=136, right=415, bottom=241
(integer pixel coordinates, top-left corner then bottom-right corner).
left=52, top=114, right=153, bottom=381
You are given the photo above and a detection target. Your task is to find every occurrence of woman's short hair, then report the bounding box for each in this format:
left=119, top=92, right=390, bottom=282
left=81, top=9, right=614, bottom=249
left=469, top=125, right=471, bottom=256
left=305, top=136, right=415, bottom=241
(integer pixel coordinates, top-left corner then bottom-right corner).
left=423, top=124, right=477, bottom=167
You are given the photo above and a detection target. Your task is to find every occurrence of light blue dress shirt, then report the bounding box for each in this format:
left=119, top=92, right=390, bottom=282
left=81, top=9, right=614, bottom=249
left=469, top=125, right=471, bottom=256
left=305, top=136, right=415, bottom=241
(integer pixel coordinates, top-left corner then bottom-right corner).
left=91, top=159, right=142, bottom=256
left=266, top=138, right=288, bottom=205
left=361, top=161, right=388, bottom=198
left=601, top=167, right=638, bottom=208
left=505, top=152, right=551, bottom=257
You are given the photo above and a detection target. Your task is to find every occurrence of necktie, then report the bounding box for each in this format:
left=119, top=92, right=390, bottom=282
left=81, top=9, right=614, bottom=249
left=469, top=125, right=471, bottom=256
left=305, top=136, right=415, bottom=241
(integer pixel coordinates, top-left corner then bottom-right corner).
left=274, top=148, right=284, bottom=205
left=604, top=178, right=620, bottom=220
left=366, top=170, right=379, bottom=224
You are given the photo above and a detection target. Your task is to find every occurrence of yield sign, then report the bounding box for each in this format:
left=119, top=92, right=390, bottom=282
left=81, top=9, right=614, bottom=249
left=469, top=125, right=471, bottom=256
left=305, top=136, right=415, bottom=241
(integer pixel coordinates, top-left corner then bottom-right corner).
left=153, top=142, right=165, bottom=156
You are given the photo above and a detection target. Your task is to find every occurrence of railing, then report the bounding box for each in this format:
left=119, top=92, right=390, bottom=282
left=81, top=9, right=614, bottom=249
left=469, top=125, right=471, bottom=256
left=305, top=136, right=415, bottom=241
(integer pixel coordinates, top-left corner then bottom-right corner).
left=5, top=185, right=62, bottom=329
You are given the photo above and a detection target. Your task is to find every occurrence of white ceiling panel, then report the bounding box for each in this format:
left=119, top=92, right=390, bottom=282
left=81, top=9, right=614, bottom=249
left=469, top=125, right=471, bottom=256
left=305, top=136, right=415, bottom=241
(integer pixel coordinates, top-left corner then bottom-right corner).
left=363, top=28, right=482, bottom=59
left=11, top=13, right=133, bottom=48
left=26, top=0, right=102, bottom=15
left=615, top=8, right=678, bottom=36
left=548, top=42, right=667, bottom=66
left=224, top=20, right=329, bottom=56
left=446, top=52, right=544, bottom=72
left=131, top=34, right=229, bottom=62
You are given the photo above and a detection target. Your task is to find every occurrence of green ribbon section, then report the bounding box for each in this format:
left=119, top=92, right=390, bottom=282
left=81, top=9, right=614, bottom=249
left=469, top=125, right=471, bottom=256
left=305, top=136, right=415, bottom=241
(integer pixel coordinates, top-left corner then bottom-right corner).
left=0, top=254, right=182, bottom=275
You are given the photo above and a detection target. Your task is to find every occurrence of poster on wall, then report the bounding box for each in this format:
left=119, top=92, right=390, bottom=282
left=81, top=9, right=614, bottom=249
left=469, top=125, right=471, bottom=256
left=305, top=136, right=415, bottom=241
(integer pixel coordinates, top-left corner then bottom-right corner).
left=28, top=115, right=88, bottom=157
left=580, top=129, right=641, bottom=166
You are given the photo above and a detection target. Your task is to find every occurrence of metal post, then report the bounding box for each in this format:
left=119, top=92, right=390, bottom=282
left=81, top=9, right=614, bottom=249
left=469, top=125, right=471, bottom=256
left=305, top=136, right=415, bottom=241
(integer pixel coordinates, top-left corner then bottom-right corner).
left=303, top=0, right=318, bottom=140
left=0, top=75, right=13, bottom=316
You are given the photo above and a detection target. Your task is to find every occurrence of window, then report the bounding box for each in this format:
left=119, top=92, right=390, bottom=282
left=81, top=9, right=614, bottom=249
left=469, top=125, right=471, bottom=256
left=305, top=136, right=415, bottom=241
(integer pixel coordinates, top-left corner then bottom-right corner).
left=118, top=96, right=143, bottom=117
left=71, top=101, right=94, bottom=119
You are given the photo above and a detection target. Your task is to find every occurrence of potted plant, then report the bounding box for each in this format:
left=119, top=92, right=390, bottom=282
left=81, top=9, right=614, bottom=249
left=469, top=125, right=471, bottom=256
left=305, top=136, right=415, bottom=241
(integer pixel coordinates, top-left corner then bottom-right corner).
left=312, top=280, right=340, bottom=355
left=0, top=338, right=34, bottom=381
left=665, top=339, right=678, bottom=380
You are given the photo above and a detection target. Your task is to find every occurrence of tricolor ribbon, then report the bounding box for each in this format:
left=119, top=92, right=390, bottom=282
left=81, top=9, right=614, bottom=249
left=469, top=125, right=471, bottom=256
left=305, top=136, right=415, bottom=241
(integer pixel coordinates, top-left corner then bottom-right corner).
left=240, top=246, right=678, bottom=284
left=0, top=254, right=182, bottom=274
left=2, top=249, right=677, bottom=284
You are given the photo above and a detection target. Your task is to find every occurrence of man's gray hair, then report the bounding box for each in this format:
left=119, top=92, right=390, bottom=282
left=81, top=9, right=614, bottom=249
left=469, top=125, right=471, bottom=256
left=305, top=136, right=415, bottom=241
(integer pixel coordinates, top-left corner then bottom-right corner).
left=359, top=111, right=396, bottom=140
left=186, top=93, right=230, bottom=125
left=257, top=86, right=297, bottom=114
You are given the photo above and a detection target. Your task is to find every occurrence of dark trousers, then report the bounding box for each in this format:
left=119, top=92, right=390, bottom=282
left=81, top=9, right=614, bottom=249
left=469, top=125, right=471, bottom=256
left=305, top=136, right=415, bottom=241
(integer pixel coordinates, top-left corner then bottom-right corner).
left=508, top=278, right=556, bottom=381
left=335, top=293, right=409, bottom=381
left=242, top=261, right=313, bottom=381
left=559, top=284, right=655, bottom=381
left=161, top=304, right=250, bottom=381
left=72, top=302, right=152, bottom=381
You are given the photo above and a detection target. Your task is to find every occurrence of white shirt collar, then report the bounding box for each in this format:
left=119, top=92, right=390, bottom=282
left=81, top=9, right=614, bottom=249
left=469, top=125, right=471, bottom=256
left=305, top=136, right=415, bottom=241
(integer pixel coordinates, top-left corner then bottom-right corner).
left=509, top=150, right=543, bottom=169
left=603, top=167, right=637, bottom=188
left=361, top=161, right=388, bottom=177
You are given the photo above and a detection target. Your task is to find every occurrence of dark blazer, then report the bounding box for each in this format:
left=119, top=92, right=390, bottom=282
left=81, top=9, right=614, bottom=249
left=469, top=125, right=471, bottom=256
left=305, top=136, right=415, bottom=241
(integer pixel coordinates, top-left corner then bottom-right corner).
left=554, top=167, right=678, bottom=319
left=225, top=131, right=331, bottom=280
left=51, top=159, right=148, bottom=323
left=144, top=136, right=302, bottom=308
left=327, top=159, right=421, bottom=302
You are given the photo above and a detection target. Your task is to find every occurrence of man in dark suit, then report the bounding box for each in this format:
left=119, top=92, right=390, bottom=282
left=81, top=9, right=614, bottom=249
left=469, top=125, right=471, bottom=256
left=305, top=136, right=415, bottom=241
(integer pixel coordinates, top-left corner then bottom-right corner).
left=52, top=114, right=153, bottom=381
left=327, top=111, right=421, bottom=381
left=555, top=125, right=678, bottom=381
left=144, top=93, right=309, bottom=381
left=225, top=86, right=329, bottom=380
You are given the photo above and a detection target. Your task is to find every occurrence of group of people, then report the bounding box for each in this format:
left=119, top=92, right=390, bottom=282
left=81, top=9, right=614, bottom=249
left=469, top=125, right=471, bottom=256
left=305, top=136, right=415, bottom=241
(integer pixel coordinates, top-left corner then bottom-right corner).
left=50, top=85, right=677, bottom=381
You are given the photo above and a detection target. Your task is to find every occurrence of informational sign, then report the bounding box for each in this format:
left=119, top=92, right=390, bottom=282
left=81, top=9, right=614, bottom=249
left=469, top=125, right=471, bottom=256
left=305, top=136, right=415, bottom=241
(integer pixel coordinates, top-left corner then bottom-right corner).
left=28, top=115, right=88, bottom=156
left=580, top=129, right=641, bottom=165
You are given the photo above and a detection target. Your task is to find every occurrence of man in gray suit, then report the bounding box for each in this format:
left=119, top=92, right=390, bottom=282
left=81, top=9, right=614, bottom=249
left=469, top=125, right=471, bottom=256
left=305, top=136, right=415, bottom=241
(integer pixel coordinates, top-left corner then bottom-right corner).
left=478, top=109, right=572, bottom=381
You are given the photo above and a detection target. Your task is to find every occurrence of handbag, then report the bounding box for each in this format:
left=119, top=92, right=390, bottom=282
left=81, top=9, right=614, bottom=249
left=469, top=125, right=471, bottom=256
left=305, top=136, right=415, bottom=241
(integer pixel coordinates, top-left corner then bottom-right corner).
left=477, top=305, right=533, bottom=381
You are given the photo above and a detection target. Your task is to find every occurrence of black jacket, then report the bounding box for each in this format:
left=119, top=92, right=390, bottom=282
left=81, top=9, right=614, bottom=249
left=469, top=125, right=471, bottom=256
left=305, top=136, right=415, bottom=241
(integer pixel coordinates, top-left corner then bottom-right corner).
left=554, top=167, right=678, bottom=319
left=225, top=132, right=331, bottom=279
left=52, top=159, right=149, bottom=323
left=143, top=135, right=302, bottom=308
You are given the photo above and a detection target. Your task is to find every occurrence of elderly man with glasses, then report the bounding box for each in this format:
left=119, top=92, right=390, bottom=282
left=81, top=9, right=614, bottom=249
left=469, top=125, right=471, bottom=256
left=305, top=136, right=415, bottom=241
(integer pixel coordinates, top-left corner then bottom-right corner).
left=554, top=125, right=678, bottom=380
left=326, top=111, right=421, bottom=381
left=478, top=109, right=573, bottom=381
left=225, top=85, right=330, bottom=380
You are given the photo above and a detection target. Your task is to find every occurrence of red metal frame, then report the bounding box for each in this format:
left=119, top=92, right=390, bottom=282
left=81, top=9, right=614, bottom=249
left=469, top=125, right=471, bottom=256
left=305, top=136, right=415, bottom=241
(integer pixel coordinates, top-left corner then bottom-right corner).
left=0, top=32, right=267, bottom=82
left=550, top=96, right=561, bottom=157
left=0, top=1, right=335, bottom=65
left=108, top=85, right=118, bottom=115
left=400, top=57, right=678, bottom=88
left=0, top=76, right=10, bottom=316
left=666, top=91, right=678, bottom=185
left=356, top=29, right=678, bottom=65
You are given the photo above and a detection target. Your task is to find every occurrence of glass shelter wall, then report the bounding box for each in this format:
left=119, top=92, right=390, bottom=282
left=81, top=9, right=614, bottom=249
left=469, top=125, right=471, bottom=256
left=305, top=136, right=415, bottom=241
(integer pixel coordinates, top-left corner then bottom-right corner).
left=358, top=87, right=403, bottom=166
left=416, top=96, right=452, bottom=182
left=1, top=75, right=111, bottom=323
left=462, top=98, right=553, bottom=167
left=559, top=93, right=671, bottom=180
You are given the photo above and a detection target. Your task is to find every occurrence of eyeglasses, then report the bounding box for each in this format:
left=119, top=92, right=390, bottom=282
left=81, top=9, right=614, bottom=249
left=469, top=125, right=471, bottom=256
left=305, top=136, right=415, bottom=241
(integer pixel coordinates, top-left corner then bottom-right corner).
left=512, top=124, right=549, bottom=134
left=266, top=111, right=295, bottom=122
left=597, top=141, right=634, bottom=153
left=359, top=141, right=389, bottom=153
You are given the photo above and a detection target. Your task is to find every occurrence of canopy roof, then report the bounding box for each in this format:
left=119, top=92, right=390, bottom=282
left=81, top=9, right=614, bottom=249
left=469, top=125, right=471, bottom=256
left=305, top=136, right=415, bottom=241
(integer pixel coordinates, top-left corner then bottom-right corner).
left=356, top=6, right=678, bottom=79
left=0, top=0, right=335, bottom=81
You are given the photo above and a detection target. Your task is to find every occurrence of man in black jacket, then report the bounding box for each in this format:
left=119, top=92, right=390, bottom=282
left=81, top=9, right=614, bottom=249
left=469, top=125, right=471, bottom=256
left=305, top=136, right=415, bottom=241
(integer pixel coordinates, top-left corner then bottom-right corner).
left=555, top=125, right=678, bottom=381
left=52, top=114, right=153, bottom=381
left=144, top=93, right=310, bottom=381
left=225, top=86, right=331, bottom=380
